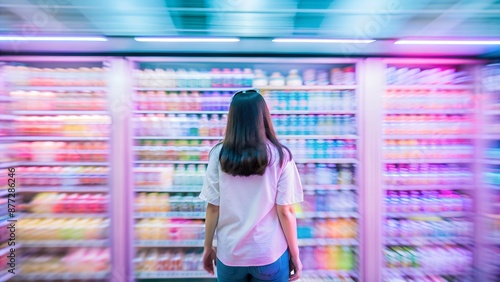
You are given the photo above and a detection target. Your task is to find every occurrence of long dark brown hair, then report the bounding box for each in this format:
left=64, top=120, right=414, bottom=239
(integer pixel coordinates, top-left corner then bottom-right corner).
left=218, top=90, right=291, bottom=176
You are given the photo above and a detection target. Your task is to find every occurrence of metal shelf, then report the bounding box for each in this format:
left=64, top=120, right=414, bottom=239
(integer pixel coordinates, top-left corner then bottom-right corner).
left=134, top=212, right=206, bottom=219
left=385, top=236, right=472, bottom=246
left=384, top=135, right=475, bottom=140
left=134, top=136, right=223, bottom=140
left=386, top=211, right=468, bottom=218
left=21, top=239, right=108, bottom=248
left=481, top=135, right=500, bottom=140
left=303, top=185, right=357, bottom=191
left=384, top=185, right=474, bottom=191
left=386, top=85, right=474, bottom=90
left=21, top=161, right=109, bottom=166
left=0, top=114, right=15, bottom=120
left=133, top=135, right=359, bottom=140
left=135, top=240, right=205, bottom=247
left=20, top=213, right=108, bottom=219
left=135, top=186, right=202, bottom=192
left=135, top=271, right=216, bottom=279
left=383, top=159, right=472, bottom=164
left=135, top=160, right=208, bottom=164
left=15, top=272, right=109, bottom=281
left=13, top=110, right=109, bottom=115
left=482, top=159, right=500, bottom=165
left=6, top=136, right=110, bottom=141
left=18, top=186, right=109, bottom=193
left=298, top=211, right=359, bottom=219
left=298, top=238, right=359, bottom=246
left=384, top=109, right=474, bottom=115
left=0, top=271, right=16, bottom=282
left=302, top=270, right=358, bottom=278
left=134, top=110, right=356, bottom=115
left=9, top=86, right=108, bottom=91
left=384, top=267, right=469, bottom=277
left=295, top=158, right=359, bottom=164
left=0, top=161, right=19, bottom=169
left=133, top=85, right=357, bottom=91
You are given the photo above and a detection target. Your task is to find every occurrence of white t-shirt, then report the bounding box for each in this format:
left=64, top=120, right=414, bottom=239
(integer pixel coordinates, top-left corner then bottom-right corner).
left=199, top=143, right=304, bottom=266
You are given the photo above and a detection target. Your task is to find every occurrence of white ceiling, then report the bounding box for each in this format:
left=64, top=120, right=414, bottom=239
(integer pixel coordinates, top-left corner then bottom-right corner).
left=0, top=0, right=500, bottom=57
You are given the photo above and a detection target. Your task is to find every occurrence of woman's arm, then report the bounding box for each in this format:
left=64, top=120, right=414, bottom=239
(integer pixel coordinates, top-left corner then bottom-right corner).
left=277, top=204, right=302, bottom=281
left=204, top=203, right=219, bottom=248
left=202, top=203, right=219, bottom=275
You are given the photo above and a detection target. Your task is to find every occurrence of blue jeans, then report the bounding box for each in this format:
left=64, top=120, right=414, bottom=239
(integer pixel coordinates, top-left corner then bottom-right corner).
left=216, top=249, right=289, bottom=282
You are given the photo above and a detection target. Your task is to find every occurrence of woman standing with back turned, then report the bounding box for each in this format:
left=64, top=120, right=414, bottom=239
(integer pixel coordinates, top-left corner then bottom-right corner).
left=199, top=90, right=304, bottom=282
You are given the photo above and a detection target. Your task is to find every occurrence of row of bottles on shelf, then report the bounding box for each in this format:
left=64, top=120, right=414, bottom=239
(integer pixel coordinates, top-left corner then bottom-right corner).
left=301, top=246, right=356, bottom=271
left=17, top=166, right=109, bottom=187
left=384, top=90, right=473, bottom=110
left=135, top=193, right=205, bottom=213
left=384, top=246, right=472, bottom=274
left=133, top=67, right=356, bottom=88
left=135, top=219, right=205, bottom=241
left=484, top=64, right=500, bottom=92
left=134, top=140, right=216, bottom=161
left=384, top=164, right=472, bottom=185
left=383, top=139, right=473, bottom=160
left=385, top=190, right=471, bottom=214
left=482, top=167, right=500, bottom=185
left=3, top=65, right=109, bottom=87
left=300, top=190, right=357, bottom=213
left=383, top=115, right=473, bottom=135
left=485, top=144, right=500, bottom=159
left=135, top=90, right=357, bottom=112
left=135, top=139, right=357, bottom=161
left=0, top=102, right=11, bottom=115
left=134, top=114, right=357, bottom=137
left=282, top=139, right=357, bottom=159
left=134, top=163, right=355, bottom=189
left=263, top=90, right=356, bottom=111
left=14, top=115, right=111, bottom=137
left=19, top=218, right=109, bottom=240
left=273, top=115, right=356, bottom=136
left=297, top=163, right=355, bottom=186
left=134, top=114, right=227, bottom=137
left=14, top=141, right=109, bottom=162
left=10, top=91, right=108, bottom=111
left=0, top=122, right=10, bottom=136
left=386, top=67, right=471, bottom=85
left=297, top=218, right=357, bottom=239
left=135, top=248, right=204, bottom=272
left=135, top=91, right=232, bottom=111
left=135, top=164, right=206, bottom=188
left=28, top=193, right=108, bottom=214
left=20, top=248, right=110, bottom=274
left=385, top=218, right=472, bottom=239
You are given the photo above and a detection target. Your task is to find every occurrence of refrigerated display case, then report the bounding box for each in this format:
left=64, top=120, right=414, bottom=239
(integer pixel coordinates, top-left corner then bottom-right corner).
left=380, top=59, right=479, bottom=282
left=0, top=58, right=113, bottom=281
left=127, top=57, right=364, bottom=281
left=477, top=63, right=500, bottom=281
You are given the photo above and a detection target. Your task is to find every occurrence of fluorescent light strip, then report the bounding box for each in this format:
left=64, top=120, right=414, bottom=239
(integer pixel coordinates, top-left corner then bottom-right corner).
left=395, top=40, right=500, bottom=45
left=273, top=38, right=375, bottom=44
left=135, top=37, right=240, bottom=43
left=0, top=36, right=107, bottom=41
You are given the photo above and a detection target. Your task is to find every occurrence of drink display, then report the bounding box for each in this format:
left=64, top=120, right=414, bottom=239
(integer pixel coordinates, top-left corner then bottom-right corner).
left=19, top=218, right=109, bottom=240
left=479, top=64, right=500, bottom=280
left=383, top=63, right=475, bottom=281
left=19, top=248, right=110, bottom=276
left=14, top=115, right=111, bottom=137
left=131, top=61, right=360, bottom=280
left=11, top=90, right=107, bottom=111
left=16, top=166, right=109, bottom=187
left=14, top=141, right=109, bottom=163
left=3, top=65, right=108, bottom=87
left=386, top=67, right=472, bottom=85
left=27, top=192, right=108, bottom=214
left=133, top=67, right=356, bottom=89
left=1, top=62, right=112, bottom=280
